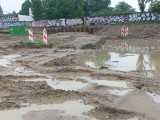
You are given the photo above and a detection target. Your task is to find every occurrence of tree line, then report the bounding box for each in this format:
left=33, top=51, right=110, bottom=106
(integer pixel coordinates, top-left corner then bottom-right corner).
left=19, top=0, right=137, bottom=20
left=0, top=0, right=160, bottom=21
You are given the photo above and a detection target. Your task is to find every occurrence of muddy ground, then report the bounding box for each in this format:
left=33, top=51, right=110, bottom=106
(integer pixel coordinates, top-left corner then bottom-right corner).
left=0, top=23, right=160, bottom=120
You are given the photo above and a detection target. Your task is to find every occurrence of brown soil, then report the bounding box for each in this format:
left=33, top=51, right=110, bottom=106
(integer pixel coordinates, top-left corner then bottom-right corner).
left=97, top=23, right=160, bottom=39
left=0, top=23, right=160, bottom=120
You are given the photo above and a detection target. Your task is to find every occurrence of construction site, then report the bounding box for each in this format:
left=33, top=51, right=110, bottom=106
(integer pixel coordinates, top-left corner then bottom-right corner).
left=0, top=15, right=160, bottom=120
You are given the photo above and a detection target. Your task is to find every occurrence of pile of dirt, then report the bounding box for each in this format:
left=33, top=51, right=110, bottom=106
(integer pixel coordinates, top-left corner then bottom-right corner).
left=81, top=37, right=106, bottom=49
left=43, top=55, right=78, bottom=67
left=90, top=106, right=148, bottom=120
left=0, top=101, right=20, bottom=110
left=55, top=66, right=93, bottom=73
left=96, top=23, right=160, bottom=39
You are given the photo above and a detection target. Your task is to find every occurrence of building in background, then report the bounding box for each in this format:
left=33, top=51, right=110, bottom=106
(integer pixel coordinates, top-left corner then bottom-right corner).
left=18, top=8, right=34, bottom=22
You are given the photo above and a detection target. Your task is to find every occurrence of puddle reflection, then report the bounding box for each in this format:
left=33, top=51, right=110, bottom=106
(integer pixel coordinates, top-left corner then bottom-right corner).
left=80, top=51, right=160, bottom=78
left=81, top=77, right=128, bottom=88
left=0, top=100, right=95, bottom=120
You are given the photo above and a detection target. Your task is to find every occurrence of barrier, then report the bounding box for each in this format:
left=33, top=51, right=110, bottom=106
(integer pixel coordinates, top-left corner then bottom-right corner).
left=121, top=26, right=129, bottom=36
left=121, top=26, right=125, bottom=36
left=28, top=29, right=33, bottom=42
left=43, top=28, right=48, bottom=44
left=125, top=27, right=129, bottom=36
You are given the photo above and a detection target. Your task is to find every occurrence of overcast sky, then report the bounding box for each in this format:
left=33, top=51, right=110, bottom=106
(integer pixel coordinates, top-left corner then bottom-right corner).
left=0, top=0, right=140, bottom=14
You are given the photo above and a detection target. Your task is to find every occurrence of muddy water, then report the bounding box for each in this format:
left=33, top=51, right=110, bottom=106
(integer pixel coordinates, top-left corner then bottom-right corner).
left=46, top=79, right=89, bottom=91
left=80, top=51, right=160, bottom=78
left=0, top=100, right=95, bottom=120
left=127, top=117, right=139, bottom=120
left=108, top=89, right=133, bottom=96
left=81, top=77, right=129, bottom=88
left=146, top=92, right=160, bottom=103
left=0, top=55, right=20, bottom=67
left=24, top=78, right=89, bottom=91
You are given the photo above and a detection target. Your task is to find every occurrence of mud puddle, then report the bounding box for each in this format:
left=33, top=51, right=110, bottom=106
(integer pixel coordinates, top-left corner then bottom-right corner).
left=80, top=51, right=160, bottom=78
left=128, top=117, right=139, bottom=120
left=108, top=89, right=133, bottom=96
left=24, top=78, right=89, bottom=91
left=0, top=55, right=20, bottom=67
left=146, top=92, right=160, bottom=103
left=14, top=67, right=34, bottom=74
left=46, top=79, right=89, bottom=91
left=2, top=54, right=89, bottom=91
left=81, top=77, right=129, bottom=88
left=0, top=100, right=95, bottom=120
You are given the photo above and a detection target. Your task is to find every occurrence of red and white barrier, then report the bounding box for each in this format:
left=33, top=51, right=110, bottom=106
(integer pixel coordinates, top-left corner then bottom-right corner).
left=28, top=29, right=33, bottom=42
left=125, top=27, right=129, bottom=36
left=121, top=26, right=129, bottom=36
left=43, top=28, right=48, bottom=45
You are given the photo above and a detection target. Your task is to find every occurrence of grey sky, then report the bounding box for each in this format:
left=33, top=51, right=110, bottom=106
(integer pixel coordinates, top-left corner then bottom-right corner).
left=0, top=0, right=140, bottom=14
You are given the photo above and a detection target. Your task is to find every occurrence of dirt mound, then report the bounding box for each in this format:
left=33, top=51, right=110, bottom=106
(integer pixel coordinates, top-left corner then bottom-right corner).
left=90, top=106, right=148, bottom=120
left=0, top=101, right=20, bottom=110
left=43, top=55, right=78, bottom=67
left=55, top=67, right=93, bottom=73
left=96, top=23, right=160, bottom=39
left=81, top=37, right=106, bottom=49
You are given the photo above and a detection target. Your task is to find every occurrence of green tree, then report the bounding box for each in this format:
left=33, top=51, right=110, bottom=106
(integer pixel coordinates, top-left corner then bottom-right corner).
left=138, top=0, right=153, bottom=12
left=150, top=0, right=160, bottom=12
left=54, top=0, right=74, bottom=18
left=31, top=0, right=43, bottom=20
left=72, top=0, right=84, bottom=18
left=138, top=0, right=146, bottom=12
left=19, top=0, right=32, bottom=15
left=91, top=7, right=113, bottom=16
left=12, top=11, right=18, bottom=16
left=42, top=0, right=84, bottom=19
left=42, top=0, right=56, bottom=19
left=0, top=5, right=3, bottom=14
left=113, top=1, right=136, bottom=14
left=83, top=0, right=111, bottom=16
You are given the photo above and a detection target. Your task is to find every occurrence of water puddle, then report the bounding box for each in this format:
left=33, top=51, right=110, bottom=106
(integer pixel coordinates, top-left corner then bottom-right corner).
left=81, top=77, right=128, bottom=88
left=146, top=92, right=160, bottom=103
left=0, top=100, right=95, bottom=120
left=0, top=55, right=20, bottom=67
left=47, top=79, right=89, bottom=91
left=85, top=61, right=96, bottom=68
left=106, top=53, right=139, bottom=72
left=25, top=78, right=89, bottom=91
left=128, top=117, right=139, bottom=120
left=108, top=89, right=133, bottom=96
left=14, top=67, right=34, bottom=74
left=8, top=67, right=41, bottom=77
left=80, top=51, right=160, bottom=78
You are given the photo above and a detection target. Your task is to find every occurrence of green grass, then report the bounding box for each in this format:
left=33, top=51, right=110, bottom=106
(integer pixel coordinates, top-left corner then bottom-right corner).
left=15, top=41, right=54, bottom=48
